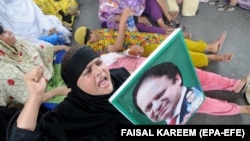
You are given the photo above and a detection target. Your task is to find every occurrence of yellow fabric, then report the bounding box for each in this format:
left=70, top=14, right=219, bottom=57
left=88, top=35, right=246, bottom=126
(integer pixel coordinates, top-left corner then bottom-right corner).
left=182, top=0, right=200, bottom=16
left=164, top=0, right=179, bottom=12
left=33, top=0, right=57, bottom=15
left=34, top=0, right=78, bottom=27
left=185, top=39, right=208, bottom=68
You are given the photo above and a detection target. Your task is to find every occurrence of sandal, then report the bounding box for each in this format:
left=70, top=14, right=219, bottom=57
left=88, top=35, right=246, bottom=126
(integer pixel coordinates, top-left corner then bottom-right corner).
left=217, top=4, right=235, bottom=11
left=209, top=0, right=222, bottom=5
left=239, top=75, right=250, bottom=104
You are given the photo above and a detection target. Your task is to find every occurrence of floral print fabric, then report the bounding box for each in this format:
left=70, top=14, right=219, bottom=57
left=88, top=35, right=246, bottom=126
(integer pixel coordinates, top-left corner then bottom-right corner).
left=0, top=38, right=54, bottom=106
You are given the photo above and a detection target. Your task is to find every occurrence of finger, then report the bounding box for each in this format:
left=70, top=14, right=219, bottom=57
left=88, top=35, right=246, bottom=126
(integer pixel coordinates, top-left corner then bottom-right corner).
left=147, top=22, right=152, bottom=27
left=33, top=65, right=44, bottom=82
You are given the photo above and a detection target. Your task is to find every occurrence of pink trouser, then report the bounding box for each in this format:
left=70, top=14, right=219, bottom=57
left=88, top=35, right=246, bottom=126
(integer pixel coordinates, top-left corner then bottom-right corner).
left=196, top=68, right=241, bottom=115
left=108, top=56, right=242, bottom=115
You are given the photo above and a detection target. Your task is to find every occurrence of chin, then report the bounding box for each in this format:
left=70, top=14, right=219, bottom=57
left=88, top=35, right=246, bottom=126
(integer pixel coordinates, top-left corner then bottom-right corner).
left=106, top=85, right=114, bottom=93
left=100, top=84, right=113, bottom=95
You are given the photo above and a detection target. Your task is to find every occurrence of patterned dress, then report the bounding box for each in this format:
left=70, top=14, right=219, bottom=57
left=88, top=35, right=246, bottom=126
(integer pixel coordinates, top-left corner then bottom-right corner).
left=0, top=37, right=54, bottom=106
left=87, top=28, right=167, bottom=57
left=87, top=28, right=209, bottom=68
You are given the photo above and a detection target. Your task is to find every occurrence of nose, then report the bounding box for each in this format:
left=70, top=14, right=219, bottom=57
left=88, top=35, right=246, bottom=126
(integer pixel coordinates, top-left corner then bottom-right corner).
left=92, top=64, right=102, bottom=76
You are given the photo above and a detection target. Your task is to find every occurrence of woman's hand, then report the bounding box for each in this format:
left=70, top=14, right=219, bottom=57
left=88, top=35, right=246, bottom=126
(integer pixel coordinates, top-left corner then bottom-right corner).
left=138, top=16, right=152, bottom=27
left=17, top=65, right=47, bottom=131
left=23, top=65, right=46, bottom=102
left=128, top=45, right=144, bottom=56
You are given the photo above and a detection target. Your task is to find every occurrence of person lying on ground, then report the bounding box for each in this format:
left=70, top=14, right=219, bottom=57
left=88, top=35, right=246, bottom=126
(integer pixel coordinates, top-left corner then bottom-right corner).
left=0, top=25, right=70, bottom=107
left=75, top=8, right=232, bottom=68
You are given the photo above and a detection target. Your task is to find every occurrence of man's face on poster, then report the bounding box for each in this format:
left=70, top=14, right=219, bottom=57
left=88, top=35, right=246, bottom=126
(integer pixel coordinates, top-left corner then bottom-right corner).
left=136, top=74, right=182, bottom=122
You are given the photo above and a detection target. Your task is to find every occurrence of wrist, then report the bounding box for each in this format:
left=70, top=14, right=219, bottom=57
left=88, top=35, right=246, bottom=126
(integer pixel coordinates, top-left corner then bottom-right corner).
left=28, top=95, right=44, bottom=104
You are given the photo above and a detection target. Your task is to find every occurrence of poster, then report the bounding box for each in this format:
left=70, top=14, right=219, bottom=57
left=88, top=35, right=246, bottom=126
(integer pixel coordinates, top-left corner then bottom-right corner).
left=109, top=28, right=205, bottom=125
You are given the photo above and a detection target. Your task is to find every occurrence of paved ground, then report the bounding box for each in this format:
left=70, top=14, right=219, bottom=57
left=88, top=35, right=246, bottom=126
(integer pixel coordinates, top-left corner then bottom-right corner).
left=72, top=0, right=250, bottom=124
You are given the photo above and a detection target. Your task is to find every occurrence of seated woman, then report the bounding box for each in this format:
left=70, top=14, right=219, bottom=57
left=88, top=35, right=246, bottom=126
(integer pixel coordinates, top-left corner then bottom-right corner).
left=0, top=26, right=70, bottom=107
left=98, top=0, right=190, bottom=37
left=75, top=8, right=232, bottom=68
left=6, top=46, right=250, bottom=140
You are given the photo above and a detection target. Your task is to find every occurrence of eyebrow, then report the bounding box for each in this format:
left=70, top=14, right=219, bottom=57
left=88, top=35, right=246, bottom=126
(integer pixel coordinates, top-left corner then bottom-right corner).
left=84, top=59, right=98, bottom=71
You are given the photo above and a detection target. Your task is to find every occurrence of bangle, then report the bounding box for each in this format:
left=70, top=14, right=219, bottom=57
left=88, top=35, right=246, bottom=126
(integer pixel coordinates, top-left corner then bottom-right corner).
left=48, top=92, right=54, bottom=99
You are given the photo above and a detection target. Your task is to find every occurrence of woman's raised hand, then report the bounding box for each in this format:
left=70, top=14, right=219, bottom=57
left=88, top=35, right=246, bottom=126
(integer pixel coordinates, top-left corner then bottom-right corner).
left=23, top=65, right=47, bottom=102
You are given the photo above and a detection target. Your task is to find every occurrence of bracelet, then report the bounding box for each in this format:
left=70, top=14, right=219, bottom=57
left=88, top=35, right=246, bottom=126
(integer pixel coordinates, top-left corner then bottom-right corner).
left=48, top=92, right=54, bottom=99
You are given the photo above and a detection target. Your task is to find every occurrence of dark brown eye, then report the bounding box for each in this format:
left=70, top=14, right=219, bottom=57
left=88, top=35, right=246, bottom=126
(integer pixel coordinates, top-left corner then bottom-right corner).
left=96, top=59, right=102, bottom=66
left=155, top=89, right=166, bottom=100
left=145, top=103, right=153, bottom=113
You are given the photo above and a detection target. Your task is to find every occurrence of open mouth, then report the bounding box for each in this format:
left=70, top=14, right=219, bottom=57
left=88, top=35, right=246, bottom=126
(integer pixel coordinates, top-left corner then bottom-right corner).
left=98, top=76, right=108, bottom=88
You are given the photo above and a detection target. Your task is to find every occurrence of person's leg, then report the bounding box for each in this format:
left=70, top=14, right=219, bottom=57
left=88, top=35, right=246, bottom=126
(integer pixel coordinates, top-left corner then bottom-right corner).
left=239, top=106, right=250, bottom=114
left=195, top=68, right=241, bottom=91
left=185, top=39, right=232, bottom=67
left=185, top=39, right=207, bottom=52
left=197, top=97, right=246, bottom=115
left=188, top=52, right=232, bottom=67
left=207, top=53, right=233, bottom=62
left=188, top=51, right=209, bottom=67
left=185, top=31, right=226, bottom=53
left=205, top=31, right=226, bottom=54
left=136, top=23, right=167, bottom=34
left=156, top=0, right=175, bottom=22
left=144, top=0, right=175, bottom=31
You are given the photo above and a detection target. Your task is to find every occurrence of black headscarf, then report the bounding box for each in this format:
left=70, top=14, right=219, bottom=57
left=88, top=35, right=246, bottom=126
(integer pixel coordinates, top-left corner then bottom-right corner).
left=62, top=46, right=99, bottom=89
left=44, top=46, right=132, bottom=141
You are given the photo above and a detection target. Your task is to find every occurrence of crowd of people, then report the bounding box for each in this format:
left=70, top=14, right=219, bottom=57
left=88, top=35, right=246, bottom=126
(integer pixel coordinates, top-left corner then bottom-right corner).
left=0, top=0, right=250, bottom=140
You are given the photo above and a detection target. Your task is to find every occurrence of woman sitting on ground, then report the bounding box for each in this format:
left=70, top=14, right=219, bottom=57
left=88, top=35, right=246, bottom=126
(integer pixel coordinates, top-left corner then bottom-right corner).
left=98, top=0, right=191, bottom=37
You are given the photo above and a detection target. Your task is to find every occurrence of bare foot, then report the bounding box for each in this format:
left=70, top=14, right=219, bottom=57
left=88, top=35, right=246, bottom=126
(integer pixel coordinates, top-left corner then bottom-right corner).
left=207, top=53, right=233, bottom=62
left=206, top=31, right=227, bottom=54
left=239, top=106, right=250, bottom=114
left=217, top=31, right=227, bottom=52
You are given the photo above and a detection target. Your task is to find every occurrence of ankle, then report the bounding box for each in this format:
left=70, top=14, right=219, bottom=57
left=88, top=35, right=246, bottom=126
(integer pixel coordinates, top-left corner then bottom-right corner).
left=234, top=79, right=247, bottom=93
